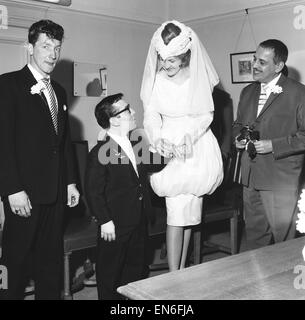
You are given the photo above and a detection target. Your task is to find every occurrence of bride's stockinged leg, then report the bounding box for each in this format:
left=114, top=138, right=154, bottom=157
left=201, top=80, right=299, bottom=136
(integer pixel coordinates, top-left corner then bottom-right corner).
left=166, top=225, right=183, bottom=272
left=179, top=227, right=192, bottom=269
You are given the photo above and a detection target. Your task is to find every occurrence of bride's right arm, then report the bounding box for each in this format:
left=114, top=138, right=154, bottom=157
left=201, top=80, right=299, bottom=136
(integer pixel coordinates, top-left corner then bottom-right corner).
left=143, top=105, right=162, bottom=152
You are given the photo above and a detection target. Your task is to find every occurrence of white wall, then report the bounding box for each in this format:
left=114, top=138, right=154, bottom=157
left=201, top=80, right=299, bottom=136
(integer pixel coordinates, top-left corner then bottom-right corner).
left=189, top=1, right=305, bottom=116
left=70, top=0, right=168, bottom=24
left=1, top=0, right=158, bottom=150
left=10, top=0, right=168, bottom=23
left=168, top=0, right=297, bottom=21
left=49, top=11, right=156, bottom=149
left=3, top=0, right=305, bottom=134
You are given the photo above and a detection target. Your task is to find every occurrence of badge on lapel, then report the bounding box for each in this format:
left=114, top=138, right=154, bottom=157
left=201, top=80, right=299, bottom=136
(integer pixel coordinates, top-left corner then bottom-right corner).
left=114, top=149, right=126, bottom=159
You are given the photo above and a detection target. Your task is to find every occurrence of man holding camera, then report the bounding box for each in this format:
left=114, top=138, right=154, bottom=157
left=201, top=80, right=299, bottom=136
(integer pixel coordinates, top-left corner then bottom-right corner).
left=233, top=39, right=305, bottom=250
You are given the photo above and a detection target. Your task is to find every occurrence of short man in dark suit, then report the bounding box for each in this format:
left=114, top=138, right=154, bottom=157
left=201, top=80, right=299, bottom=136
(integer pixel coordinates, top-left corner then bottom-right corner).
left=0, top=20, right=79, bottom=299
left=233, top=39, right=305, bottom=250
left=85, top=93, right=163, bottom=300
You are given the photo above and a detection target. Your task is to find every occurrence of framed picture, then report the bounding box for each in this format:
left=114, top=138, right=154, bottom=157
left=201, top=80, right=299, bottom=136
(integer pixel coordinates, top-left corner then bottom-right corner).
left=230, top=51, right=255, bottom=84
left=73, top=62, right=107, bottom=97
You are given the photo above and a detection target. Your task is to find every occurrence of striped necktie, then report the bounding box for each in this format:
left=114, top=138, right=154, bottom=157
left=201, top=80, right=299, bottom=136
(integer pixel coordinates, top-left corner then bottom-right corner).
left=42, top=78, right=58, bottom=134
left=257, top=84, right=267, bottom=117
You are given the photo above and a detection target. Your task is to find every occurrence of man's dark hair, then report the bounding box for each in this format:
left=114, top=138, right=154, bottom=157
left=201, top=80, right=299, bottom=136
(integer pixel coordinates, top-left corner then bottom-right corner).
left=259, top=39, right=288, bottom=65
left=28, top=20, right=64, bottom=45
left=95, top=93, right=123, bottom=129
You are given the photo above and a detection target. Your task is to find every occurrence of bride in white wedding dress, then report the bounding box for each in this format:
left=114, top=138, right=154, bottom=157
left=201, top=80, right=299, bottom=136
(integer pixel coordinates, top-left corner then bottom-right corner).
left=141, top=20, right=223, bottom=271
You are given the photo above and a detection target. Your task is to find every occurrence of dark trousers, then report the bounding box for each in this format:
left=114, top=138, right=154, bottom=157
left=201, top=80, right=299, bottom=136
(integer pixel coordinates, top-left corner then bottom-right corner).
left=243, top=186, right=298, bottom=250
left=96, top=215, right=147, bottom=300
left=0, top=200, right=64, bottom=300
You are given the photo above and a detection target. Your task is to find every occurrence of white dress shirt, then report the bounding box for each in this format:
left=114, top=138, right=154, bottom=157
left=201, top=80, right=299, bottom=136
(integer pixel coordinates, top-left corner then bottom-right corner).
left=261, top=73, right=281, bottom=100
left=108, top=132, right=139, bottom=177
left=28, top=64, right=58, bottom=112
left=257, top=73, right=281, bottom=117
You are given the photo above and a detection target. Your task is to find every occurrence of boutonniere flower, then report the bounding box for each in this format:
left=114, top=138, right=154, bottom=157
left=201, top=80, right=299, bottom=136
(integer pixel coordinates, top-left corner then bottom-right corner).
left=270, top=85, right=283, bottom=94
left=63, top=104, right=67, bottom=111
left=30, top=81, right=45, bottom=95
left=113, top=149, right=126, bottom=159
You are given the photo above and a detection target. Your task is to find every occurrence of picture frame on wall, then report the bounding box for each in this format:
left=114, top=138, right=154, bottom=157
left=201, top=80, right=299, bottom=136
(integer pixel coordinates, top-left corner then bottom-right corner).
left=230, top=51, right=255, bottom=84
left=73, top=62, right=107, bottom=97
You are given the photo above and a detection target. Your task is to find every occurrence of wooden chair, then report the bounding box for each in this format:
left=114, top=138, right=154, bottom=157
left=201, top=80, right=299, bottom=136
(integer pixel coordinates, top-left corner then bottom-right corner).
left=148, top=198, right=240, bottom=270
left=193, top=200, right=240, bottom=264
left=63, top=141, right=98, bottom=300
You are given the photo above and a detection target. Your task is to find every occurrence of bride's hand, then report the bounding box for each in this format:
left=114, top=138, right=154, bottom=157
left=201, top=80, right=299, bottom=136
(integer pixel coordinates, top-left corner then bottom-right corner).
left=174, top=135, right=193, bottom=159
left=155, top=138, right=174, bottom=158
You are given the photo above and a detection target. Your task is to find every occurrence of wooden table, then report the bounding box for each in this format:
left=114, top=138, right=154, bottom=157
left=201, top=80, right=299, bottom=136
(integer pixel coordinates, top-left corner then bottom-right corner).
left=117, top=237, right=305, bottom=300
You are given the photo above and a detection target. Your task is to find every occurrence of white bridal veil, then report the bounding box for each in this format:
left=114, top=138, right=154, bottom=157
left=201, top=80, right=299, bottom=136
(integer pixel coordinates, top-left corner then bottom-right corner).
left=140, top=20, right=219, bottom=115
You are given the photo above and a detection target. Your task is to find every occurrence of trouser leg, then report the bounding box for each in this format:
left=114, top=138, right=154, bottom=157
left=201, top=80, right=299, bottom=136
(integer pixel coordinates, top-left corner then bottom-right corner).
left=0, top=200, right=38, bottom=300
left=243, top=186, right=273, bottom=250
left=33, top=202, right=64, bottom=300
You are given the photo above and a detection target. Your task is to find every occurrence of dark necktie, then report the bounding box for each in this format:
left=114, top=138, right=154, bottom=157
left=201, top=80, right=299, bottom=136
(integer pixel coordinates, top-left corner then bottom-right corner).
left=42, top=78, right=58, bottom=134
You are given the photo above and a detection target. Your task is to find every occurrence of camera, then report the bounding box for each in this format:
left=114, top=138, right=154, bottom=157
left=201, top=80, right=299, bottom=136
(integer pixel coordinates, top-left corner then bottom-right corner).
left=236, top=125, right=259, bottom=159
left=236, top=125, right=259, bottom=142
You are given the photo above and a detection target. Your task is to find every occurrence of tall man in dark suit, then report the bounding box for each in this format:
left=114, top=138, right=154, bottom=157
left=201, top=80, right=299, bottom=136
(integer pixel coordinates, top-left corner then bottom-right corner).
left=233, top=39, right=305, bottom=250
left=0, top=20, right=80, bottom=299
left=85, top=93, right=161, bottom=300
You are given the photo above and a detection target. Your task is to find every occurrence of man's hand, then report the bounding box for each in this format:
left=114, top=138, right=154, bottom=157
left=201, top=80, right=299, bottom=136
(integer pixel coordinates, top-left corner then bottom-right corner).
left=101, top=220, right=116, bottom=241
left=8, top=191, right=32, bottom=217
left=235, top=136, right=247, bottom=150
left=67, top=184, right=80, bottom=207
left=253, top=140, right=273, bottom=154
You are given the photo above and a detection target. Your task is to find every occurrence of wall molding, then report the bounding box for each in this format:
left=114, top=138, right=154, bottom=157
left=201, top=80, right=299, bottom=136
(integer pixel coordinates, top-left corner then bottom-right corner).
left=0, top=36, right=25, bottom=44
left=1, top=0, right=162, bottom=27
left=183, top=0, right=304, bottom=25
left=0, top=36, right=28, bottom=71
left=3, top=0, right=304, bottom=27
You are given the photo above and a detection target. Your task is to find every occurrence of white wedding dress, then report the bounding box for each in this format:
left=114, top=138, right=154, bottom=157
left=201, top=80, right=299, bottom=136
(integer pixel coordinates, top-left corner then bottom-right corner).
left=144, top=74, right=223, bottom=226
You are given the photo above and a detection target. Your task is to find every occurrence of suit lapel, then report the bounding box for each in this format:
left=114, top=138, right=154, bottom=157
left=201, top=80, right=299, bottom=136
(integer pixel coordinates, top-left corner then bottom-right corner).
left=131, top=138, right=141, bottom=179
left=250, top=83, right=261, bottom=123
left=21, top=66, right=58, bottom=138
left=107, top=135, right=139, bottom=180
left=256, top=74, right=286, bottom=121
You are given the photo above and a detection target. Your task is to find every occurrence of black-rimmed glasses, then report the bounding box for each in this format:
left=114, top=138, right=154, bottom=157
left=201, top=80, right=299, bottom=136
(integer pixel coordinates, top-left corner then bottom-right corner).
left=112, top=104, right=131, bottom=117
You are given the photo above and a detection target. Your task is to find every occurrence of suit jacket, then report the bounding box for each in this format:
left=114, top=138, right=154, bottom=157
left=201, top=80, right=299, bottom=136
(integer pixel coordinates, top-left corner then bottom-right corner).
left=0, top=66, right=76, bottom=203
left=85, top=134, right=157, bottom=236
left=233, top=74, right=305, bottom=190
